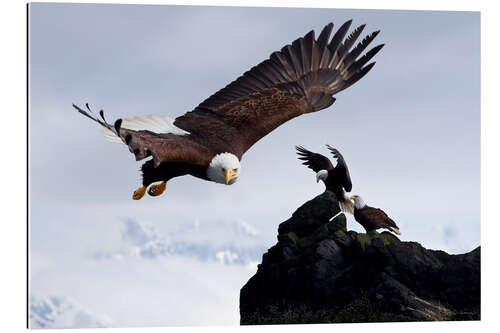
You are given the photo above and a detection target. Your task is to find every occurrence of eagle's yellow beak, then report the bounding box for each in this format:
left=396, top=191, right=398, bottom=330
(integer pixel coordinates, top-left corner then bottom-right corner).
left=349, top=195, right=356, bottom=200
left=224, top=169, right=236, bottom=185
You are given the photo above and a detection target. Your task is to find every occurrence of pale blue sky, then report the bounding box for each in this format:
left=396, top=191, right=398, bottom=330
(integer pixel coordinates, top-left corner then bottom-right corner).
left=28, top=3, right=480, bottom=328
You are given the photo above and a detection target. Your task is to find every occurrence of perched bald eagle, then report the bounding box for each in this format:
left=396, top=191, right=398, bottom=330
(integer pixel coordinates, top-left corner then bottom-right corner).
left=296, top=145, right=354, bottom=213
left=350, top=195, right=401, bottom=235
left=74, top=20, right=383, bottom=200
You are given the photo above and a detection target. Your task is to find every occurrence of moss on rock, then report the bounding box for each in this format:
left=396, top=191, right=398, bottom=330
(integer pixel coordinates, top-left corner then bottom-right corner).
left=287, top=232, right=299, bottom=245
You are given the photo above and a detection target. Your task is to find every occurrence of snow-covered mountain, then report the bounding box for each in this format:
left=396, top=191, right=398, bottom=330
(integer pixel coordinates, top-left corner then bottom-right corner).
left=30, top=295, right=112, bottom=329
left=30, top=218, right=270, bottom=328
left=93, top=218, right=269, bottom=266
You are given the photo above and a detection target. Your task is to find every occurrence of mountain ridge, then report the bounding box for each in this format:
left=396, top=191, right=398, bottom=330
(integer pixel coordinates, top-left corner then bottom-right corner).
left=240, top=191, right=480, bottom=324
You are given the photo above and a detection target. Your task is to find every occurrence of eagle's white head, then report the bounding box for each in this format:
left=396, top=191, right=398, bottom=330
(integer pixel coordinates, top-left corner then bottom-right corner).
left=316, top=170, right=329, bottom=183
left=350, top=195, right=366, bottom=209
left=207, top=152, right=241, bottom=185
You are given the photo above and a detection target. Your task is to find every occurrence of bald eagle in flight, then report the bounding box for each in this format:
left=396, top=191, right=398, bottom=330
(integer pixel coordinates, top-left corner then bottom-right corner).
left=74, top=20, right=383, bottom=200
left=296, top=145, right=354, bottom=213
left=350, top=195, right=401, bottom=235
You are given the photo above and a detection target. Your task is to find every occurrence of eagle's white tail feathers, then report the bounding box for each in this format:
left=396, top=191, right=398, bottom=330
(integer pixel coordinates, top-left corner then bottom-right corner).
left=388, top=226, right=402, bottom=235
left=340, top=196, right=354, bottom=215
left=101, top=115, right=189, bottom=144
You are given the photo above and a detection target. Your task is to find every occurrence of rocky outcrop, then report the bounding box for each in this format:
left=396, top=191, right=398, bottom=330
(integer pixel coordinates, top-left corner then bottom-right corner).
left=240, top=191, right=480, bottom=324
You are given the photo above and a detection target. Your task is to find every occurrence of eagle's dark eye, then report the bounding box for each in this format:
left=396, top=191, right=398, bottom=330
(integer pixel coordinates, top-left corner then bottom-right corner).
left=233, top=168, right=238, bottom=172
left=222, top=168, right=226, bottom=172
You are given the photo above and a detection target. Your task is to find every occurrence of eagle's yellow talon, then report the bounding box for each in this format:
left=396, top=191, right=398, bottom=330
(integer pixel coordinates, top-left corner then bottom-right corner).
left=148, top=181, right=167, bottom=197
left=132, top=186, right=146, bottom=200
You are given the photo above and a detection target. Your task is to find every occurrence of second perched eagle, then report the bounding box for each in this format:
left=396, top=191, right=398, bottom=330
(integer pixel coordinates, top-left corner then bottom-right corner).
left=74, top=20, right=383, bottom=200
left=350, top=195, right=401, bottom=235
left=296, top=145, right=354, bottom=213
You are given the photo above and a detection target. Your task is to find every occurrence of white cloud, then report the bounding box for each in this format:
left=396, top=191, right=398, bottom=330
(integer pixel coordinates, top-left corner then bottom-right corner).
left=216, top=250, right=240, bottom=265
left=237, top=220, right=260, bottom=237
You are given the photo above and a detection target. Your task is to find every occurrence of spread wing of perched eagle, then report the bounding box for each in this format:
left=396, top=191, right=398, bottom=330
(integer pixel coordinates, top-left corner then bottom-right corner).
left=74, top=20, right=383, bottom=200
left=296, top=145, right=353, bottom=213
left=350, top=195, right=401, bottom=235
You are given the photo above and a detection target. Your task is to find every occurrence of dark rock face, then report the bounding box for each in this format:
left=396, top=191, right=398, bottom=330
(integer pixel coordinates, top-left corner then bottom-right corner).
left=240, top=191, right=480, bottom=324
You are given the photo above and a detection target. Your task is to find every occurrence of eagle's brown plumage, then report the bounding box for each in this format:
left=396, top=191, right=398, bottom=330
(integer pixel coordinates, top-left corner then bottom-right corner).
left=351, top=195, right=401, bottom=235
left=74, top=20, right=383, bottom=195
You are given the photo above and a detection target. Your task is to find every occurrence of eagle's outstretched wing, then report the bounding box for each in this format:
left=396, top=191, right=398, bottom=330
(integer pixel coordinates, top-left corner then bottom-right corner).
left=75, top=20, right=383, bottom=165
left=73, top=104, right=213, bottom=167
left=174, top=20, right=383, bottom=158
left=295, top=145, right=333, bottom=172
left=326, top=144, right=352, bottom=192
